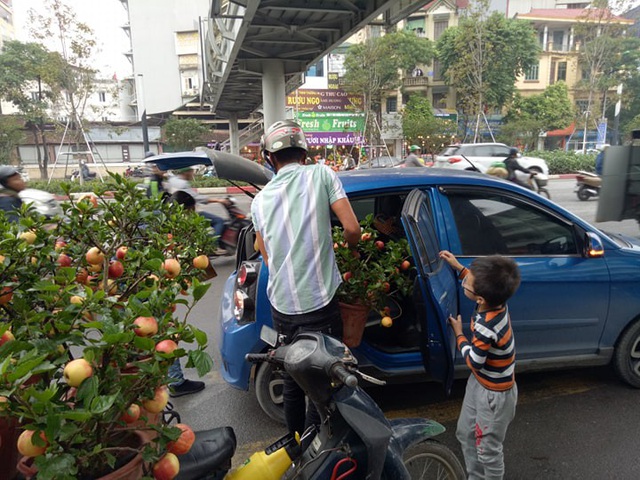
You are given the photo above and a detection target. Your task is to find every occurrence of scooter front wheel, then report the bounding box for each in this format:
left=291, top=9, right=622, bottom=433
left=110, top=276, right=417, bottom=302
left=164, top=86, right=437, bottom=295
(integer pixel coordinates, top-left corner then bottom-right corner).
left=401, top=440, right=465, bottom=480
left=576, top=185, right=591, bottom=201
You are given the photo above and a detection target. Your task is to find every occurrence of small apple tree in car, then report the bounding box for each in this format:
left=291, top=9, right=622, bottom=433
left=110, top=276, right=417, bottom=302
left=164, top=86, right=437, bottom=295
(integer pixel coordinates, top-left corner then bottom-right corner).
left=0, top=175, right=216, bottom=479
left=332, top=215, right=415, bottom=326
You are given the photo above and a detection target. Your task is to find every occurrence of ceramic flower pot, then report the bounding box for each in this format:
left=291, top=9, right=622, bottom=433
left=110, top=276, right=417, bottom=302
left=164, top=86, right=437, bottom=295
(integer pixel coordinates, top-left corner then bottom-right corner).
left=16, top=430, right=148, bottom=480
left=339, top=302, right=370, bottom=348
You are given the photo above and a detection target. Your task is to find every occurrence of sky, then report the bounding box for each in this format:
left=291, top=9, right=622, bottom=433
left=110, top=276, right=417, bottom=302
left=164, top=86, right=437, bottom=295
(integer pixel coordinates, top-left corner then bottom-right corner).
left=13, top=0, right=131, bottom=79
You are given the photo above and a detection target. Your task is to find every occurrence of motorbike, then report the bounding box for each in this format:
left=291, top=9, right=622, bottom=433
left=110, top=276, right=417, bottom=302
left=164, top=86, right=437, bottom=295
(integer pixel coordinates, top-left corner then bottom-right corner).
left=69, top=168, right=97, bottom=182
left=125, top=165, right=146, bottom=178
left=527, top=172, right=551, bottom=199
left=574, top=170, right=601, bottom=201
left=217, top=196, right=251, bottom=254
left=174, top=327, right=465, bottom=479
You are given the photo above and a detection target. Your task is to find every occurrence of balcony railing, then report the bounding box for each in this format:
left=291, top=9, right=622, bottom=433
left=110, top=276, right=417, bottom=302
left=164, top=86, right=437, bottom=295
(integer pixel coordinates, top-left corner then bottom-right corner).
left=403, top=76, right=430, bottom=87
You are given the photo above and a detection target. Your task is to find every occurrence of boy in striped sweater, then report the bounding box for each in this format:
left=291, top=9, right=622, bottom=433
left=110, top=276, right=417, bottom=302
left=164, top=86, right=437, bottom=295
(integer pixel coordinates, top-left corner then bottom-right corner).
left=440, top=251, right=520, bottom=480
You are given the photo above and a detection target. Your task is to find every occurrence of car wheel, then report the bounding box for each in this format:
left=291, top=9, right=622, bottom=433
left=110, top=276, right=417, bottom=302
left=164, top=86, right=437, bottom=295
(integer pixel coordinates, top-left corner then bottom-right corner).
left=613, top=319, right=640, bottom=388
left=255, top=361, right=286, bottom=424
left=577, top=185, right=591, bottom=201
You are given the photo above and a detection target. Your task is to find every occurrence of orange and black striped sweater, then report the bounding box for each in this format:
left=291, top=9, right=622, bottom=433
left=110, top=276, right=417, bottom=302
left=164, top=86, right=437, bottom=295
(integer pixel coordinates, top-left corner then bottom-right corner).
left=456, top=306, right=516, bottom=392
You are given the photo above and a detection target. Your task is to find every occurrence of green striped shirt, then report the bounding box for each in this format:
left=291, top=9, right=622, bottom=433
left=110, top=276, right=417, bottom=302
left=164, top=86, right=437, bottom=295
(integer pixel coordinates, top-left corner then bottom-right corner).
left=251, top=163, right=347, bottom=314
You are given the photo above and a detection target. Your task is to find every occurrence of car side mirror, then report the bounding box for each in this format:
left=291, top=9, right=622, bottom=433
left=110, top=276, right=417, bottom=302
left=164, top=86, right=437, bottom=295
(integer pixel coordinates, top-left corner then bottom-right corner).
left=584, top=232, right=604, bottom=258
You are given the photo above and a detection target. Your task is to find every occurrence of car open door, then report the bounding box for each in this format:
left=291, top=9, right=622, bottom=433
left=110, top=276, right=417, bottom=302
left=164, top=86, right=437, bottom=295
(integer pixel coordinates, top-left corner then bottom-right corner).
left=401, top=189, right=458, bottom=394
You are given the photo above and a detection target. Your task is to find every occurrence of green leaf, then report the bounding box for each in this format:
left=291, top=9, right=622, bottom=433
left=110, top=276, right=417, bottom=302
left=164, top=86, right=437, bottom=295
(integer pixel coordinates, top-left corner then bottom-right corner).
left=90, top=393, right=118, bottom=414
left=193, top=328, right=208, bottom=347
left=192, top=283, right=211, bottom=301
left=143, top=258, right=163, bottom=271
left=188, top=350, right=214, bottom=377
left=34, top=453, right=78, bottom=480
left=133, top=335, right=155, bottom=350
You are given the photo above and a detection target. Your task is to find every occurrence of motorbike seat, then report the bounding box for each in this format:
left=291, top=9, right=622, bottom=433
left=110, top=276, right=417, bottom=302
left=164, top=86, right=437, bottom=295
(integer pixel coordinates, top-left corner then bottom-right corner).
left=176, top=426, right=236, bottom=479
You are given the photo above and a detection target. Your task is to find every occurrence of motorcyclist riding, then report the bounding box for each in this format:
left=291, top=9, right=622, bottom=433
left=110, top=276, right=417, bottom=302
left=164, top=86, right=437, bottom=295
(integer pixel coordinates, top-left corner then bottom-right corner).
left=504, top=147, right=535, bottom=190
left=0, top=166, right=26, bottom=222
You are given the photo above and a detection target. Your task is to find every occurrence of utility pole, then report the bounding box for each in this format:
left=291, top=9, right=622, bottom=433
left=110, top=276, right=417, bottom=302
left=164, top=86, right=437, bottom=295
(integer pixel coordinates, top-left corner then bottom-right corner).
left=612, top=83, right=623, bottom=146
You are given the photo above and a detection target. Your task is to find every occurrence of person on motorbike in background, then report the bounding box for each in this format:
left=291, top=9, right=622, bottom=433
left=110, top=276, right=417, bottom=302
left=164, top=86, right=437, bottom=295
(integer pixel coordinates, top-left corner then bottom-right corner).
left=166, top=166, right=229, bottom=255
left=504, top=148, right=534, bottom=190
left=0, top=166, right=26, bottom=222
left=252, top=120, right=360, bottom=445
left=404, top=145, right=425, bottom=167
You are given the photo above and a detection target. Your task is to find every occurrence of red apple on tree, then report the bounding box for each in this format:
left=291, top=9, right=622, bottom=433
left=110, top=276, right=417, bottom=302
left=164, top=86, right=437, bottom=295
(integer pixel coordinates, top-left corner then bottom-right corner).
left=54, top=240, right=67, bottom=251
left=133, top=316, right=158, bottom=337
left=143, top=386, right=169, bottom=414
left=17, top=430, right=48, bottom=457
left=119, top=403, right=141, bottom=424
left=0, top=287, right=13, bottom=306
left=167, top=423, right=196, bottom=455
left=76, top=268, right=89, bottom=285
left=343, top=271, right=352, bottom=281
left=162, top=258, right=181, bottom=279
left=57, top=253, right=72, bottom=267
left=400, top=260, right=411, bottom=271
left=85, top=247, right=105, bottom=265
left=192, top=255, right=209, bottom=270
left=20, top=230, right=36, bottom=244
left=155, top=339, right=178, bottom=354
left=0, top=329, right=15, bottom=346
left=116, top=246, right=128, bottom=260
left=63, top=358, right=93, bottom=387
left=361, top=232, right=372, bottom=241
left=153, top=452, right=180, bottom=480
left=108, top=260, right=124, bottom=278
left=375, top=240, right=385, bottom=251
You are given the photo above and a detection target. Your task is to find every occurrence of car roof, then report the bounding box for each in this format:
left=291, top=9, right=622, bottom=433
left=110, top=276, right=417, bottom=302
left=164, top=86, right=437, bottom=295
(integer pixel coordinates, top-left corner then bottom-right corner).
left=449, top=142, right=508, bottom=148
left=338, top=166, right=516, bottom=194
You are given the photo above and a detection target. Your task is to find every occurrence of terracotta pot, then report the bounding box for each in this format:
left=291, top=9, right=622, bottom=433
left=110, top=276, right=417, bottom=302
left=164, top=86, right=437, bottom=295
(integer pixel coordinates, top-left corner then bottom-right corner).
left=339, top=302, right=370, bottom=348
left=17, top=430, right=148, bottom=480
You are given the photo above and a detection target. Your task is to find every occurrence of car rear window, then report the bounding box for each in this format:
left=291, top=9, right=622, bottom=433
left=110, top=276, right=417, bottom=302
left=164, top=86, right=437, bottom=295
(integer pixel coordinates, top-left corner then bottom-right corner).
left=439, top=146, right=459, bottom=156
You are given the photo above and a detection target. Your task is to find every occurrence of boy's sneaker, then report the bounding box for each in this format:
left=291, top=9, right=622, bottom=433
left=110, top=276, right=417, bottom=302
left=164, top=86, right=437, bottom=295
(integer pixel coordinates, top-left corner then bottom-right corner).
left=169, top=379, right=205, bottom=398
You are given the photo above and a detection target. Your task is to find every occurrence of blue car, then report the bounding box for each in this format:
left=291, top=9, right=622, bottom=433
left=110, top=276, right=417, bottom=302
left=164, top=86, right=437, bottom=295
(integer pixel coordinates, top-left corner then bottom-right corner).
left=212, top=162, right=640, bottom=424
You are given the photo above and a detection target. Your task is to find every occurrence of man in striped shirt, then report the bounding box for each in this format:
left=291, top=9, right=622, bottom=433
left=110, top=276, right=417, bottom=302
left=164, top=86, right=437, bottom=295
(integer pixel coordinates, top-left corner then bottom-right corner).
left=440, top=251, right=520, bottom=480
left=252, top=120, right=360, bottom=440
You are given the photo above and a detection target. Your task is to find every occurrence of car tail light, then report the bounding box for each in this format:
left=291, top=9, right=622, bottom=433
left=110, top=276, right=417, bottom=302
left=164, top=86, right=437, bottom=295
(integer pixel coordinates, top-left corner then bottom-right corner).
left=448, top=157, right=463, bottom=164
left=234, top=261, right=260, bottom=323
left=237, top=263, right=257, bottom=287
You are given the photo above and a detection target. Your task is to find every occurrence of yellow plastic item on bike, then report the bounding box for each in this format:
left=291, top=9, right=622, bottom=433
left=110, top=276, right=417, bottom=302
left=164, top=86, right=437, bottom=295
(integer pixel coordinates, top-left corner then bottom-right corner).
left=226, top=433, right=299, bottom=480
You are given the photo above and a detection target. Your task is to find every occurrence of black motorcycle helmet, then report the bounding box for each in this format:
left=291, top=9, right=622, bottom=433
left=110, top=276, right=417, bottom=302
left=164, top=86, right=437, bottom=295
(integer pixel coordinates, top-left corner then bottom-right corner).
left=509, top=147, right=519, bottom=157
left=260, top=120, right=308, bottom=168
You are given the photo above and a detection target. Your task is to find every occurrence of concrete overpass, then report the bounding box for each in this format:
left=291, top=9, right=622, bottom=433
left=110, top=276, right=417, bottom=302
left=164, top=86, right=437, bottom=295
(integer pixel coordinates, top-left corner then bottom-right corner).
left=202, top=0, right=430, bottom=153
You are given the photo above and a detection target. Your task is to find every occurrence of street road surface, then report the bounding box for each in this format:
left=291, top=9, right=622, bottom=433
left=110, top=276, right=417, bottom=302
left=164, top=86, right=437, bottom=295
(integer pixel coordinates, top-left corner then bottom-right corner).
left=172, top=179, right=640, bottom=479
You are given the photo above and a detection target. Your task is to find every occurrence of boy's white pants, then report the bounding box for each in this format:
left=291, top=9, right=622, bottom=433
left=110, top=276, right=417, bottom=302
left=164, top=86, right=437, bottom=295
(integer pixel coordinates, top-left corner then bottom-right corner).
left=456, top=375, right=518, bottom=480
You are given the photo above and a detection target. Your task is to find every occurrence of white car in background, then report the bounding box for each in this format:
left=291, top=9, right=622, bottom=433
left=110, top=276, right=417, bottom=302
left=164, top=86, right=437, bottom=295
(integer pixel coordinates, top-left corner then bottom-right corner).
left=433, top=143, right=549, bottom=177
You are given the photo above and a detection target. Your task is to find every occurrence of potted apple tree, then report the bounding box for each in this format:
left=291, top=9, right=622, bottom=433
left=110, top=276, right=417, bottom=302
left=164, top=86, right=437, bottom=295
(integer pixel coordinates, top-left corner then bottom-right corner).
left=0, top=175, right=217, bottom=479
left=332, top=215, right=414, bottom=347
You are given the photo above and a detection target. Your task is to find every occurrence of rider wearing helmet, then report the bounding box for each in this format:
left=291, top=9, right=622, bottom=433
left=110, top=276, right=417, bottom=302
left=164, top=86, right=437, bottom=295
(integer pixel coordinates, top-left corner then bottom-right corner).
left=252, top=120, right=360, bottom=442
left=404, top=144, right=425, bottom=167
left=504, top=147, right=534, bottom=190
left=0, top=166, right=26, bottom=222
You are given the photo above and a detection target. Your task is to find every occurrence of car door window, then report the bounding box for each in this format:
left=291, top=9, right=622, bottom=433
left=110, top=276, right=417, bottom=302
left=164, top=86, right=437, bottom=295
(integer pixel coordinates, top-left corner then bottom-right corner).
left=447, top=192, right=578, bottom=256
left=471, top=146, right=493, bottom=157
left=492, top=145, right=510, bottom=158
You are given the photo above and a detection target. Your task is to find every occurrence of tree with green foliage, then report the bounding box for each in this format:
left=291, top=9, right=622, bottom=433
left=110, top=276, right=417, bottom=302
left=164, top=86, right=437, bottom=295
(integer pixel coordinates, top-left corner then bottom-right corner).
left=163, top=117, right=210, bottom=151
left=342, top=29, right=434, bottom=150
left=573, top=0, right=640, bottom=151
left=402, top=95, right=457, bottom=155
left=0, top=116, right=25, bottom=164
left=437, top=0, right=539, bottom=141
left=501, top=82, right=574, bottom=150
left=0, top=40, right=64, bottom=177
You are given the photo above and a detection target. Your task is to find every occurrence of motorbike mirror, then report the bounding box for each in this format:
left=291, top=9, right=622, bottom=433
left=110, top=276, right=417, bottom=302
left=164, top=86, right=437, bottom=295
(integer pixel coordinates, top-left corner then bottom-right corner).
left=260, top=325, right=279, bottom=347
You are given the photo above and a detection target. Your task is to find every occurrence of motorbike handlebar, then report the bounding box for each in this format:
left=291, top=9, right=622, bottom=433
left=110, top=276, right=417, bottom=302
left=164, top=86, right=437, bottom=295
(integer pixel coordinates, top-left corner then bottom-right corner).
left=330, top=363, right=358, bottom=388
left=245, top=353, right=271, bottom=364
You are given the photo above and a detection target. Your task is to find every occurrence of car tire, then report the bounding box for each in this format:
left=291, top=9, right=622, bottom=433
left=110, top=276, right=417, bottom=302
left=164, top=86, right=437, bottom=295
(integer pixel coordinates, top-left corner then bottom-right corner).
left=613, top=318, right=640, bottom=388
left=255, top=361, right=286, bottom=424
left=391, top=440, right=466, bottom=480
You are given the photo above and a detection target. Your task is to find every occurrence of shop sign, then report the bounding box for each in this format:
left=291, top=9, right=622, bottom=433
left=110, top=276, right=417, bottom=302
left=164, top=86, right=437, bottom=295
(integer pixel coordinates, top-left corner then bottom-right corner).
left=286, top=88, right=363, bottom=112
left=296, top=112, right=365, bottom=133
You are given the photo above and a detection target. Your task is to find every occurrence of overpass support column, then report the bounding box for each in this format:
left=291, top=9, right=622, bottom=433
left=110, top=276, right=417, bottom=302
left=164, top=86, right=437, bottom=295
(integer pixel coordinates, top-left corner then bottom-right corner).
left=262, top=60, right=286, bottom=132
left=228, top=113, right=240, bottom=155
